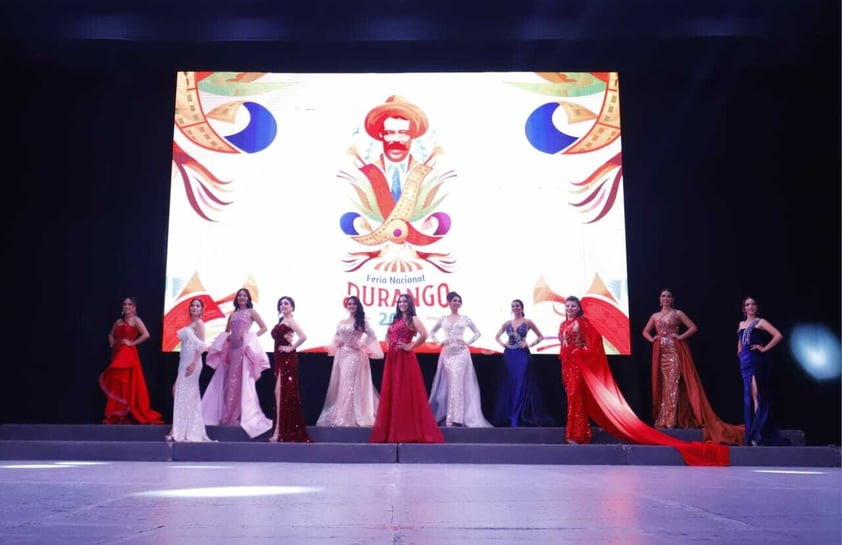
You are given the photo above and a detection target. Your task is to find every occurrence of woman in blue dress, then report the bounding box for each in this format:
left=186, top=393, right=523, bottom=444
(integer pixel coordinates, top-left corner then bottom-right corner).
left=738, top=297, right=785, bottom=446
left=492, top=299, right=551, bottom=427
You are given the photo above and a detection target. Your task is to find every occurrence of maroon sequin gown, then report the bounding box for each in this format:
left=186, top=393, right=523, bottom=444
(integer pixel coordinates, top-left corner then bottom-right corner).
left=270, top=322, right=312, bottom=442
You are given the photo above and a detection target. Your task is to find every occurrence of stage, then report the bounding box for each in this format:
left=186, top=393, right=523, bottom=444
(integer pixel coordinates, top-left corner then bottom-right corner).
left=1, top=424, right=839, bottom=544
left=1, top=424, right=838, bottom=467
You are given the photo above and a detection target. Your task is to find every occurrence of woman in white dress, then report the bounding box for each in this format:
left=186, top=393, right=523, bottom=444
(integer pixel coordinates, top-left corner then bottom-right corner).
left=428, top=291, right=492, bottom=427
left=169, top=298, right=213, bottom=442
left=317, top=296, right=383, bottom=427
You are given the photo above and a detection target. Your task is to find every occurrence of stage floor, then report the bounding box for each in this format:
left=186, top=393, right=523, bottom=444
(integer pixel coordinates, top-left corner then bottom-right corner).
left=0, top=461, right=838, bottom=545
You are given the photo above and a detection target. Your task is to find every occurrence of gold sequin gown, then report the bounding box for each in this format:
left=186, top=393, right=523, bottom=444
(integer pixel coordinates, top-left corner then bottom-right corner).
left=650, top=311, right=744, bottom=444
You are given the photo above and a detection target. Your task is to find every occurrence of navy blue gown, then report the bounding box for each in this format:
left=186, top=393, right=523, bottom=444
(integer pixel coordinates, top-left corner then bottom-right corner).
left=738, top=319, right=787, bottom=446
left=492, top=322, right=552, bottom=427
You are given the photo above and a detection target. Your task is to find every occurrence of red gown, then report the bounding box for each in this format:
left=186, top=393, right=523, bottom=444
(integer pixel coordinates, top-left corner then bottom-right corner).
left=558, top=316, right=729, bottom=466
left=270, top=322, right=312, bottom=442
left=99, top=322, right=163, bottom=424
left=370, top=318, right=444, bottom=443
left=558, top=318, right=592, bottom=444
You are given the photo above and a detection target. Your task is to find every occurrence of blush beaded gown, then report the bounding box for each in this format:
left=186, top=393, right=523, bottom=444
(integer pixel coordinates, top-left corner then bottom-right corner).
left=317, top=320, right=381, bottom=427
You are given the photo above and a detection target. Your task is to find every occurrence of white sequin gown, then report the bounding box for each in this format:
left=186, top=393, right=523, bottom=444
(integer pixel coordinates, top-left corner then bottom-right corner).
left=316, top=320, right=382, bottom=427
left=428, top=315, right=492, bottom=427
left=171, top=325, right=212, bottom=442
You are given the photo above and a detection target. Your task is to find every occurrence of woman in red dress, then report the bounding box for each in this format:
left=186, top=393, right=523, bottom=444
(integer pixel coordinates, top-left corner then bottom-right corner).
left=558, top=296, right=592, bottom=445
left=558, top=296, right=729, bottom=466
left=99, top=297, right=163, bottom=425
left=269, top=296, right=312, bottom=443
left=370, top=294, right=444, bottom=443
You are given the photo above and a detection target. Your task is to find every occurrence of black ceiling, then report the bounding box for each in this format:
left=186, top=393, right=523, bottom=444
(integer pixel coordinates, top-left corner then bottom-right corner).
left=1, top=0, right=837, bottom=71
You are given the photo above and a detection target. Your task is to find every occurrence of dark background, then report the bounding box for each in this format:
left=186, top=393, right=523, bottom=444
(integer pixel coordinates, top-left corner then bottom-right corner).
left=1, top=1, right=839, bottom=444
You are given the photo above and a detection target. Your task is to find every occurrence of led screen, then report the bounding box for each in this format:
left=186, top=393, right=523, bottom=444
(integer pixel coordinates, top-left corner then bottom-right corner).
left=164, top=71, right=629, bottom=354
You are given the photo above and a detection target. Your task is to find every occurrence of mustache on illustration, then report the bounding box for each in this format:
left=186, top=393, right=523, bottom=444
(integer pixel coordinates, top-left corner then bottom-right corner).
left=384, top=141, right=408, bottom=153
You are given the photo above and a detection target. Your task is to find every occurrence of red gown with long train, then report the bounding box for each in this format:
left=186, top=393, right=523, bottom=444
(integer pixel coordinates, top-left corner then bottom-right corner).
left=558, top=316, right=729, bottom=466
left=370, top=318, right=444, bottom=443
left=99, top=322, right=163, bottom=424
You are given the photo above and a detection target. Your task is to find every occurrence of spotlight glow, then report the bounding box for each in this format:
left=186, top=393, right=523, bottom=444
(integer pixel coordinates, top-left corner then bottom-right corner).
left=789, top=323, right=841, bottom=381
left=137, top=485, right=320, bottom=498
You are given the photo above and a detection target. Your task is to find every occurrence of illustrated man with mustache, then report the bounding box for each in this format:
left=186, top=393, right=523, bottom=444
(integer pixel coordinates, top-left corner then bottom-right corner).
left=341, top=94, right=455, bottom=272
left=363, top=95, right=430, bottom=207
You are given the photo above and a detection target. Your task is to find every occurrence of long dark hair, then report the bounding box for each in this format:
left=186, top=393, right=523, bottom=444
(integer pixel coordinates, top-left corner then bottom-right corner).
left=346, top=295, right=366, bottom=332
left=393, top=294, right=417, bottom=331
left=234, top=288, right=254, bottom=309
left=511, top=298, right=525, bottom=316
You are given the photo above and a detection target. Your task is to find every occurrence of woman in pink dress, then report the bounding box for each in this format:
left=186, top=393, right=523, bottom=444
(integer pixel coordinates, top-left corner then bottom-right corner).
left=370, top=294, right=444, bottom=443
left=269, top=296, right=312, bottom=443
left=202, top=288, right=273, bottom=439
left=100, top=297, right=163, bottom=425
